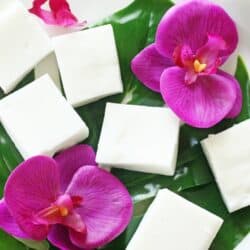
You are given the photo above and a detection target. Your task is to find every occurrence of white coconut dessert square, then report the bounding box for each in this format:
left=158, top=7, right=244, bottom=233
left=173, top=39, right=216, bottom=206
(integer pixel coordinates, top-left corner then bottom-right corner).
left=0, top=75, right=89, bottom=159
left=201, top=119, right=250, bottom=213
left=53, top=24, right=123, bottom=107
left=127, top=189, right=223, bottom=250
left=96, top=103, right=180, bottom=176
left=0, top=0, right=52, bottom=93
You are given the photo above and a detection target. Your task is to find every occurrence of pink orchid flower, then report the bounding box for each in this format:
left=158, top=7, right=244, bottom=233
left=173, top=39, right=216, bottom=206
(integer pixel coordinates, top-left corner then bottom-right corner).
left=131, top=0, right=242, bottom=128
left=0, top=145, right=133, bottom=250
left=29, top=0, right=86, bottom=28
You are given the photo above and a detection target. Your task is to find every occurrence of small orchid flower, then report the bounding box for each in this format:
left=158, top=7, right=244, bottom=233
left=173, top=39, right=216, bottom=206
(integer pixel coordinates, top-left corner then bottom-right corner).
left=131, top=0, right=242, bottom=128
left=29, top=0, right=86, bottom=28
left=173, top=0, right=250, bottom=75
left=0, top=145, right=133, bottom=250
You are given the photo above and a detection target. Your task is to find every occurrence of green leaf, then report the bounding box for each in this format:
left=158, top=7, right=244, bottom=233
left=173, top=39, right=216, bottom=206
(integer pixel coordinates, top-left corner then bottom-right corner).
left=0, top=72, right=33, bottom=196
left=0, top=230, right=49, bottom=250
left=0, top=230, right=27, bottom=250
left=16, top=239, right=49, bottom=250
left=181, top=184, right=250, bottom=250
left=235, top=56, right=250, bottom=123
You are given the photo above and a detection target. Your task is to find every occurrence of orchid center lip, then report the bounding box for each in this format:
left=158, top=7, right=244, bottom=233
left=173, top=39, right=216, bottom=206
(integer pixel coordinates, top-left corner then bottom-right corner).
left=35, top=205, right=62, bottom=223
left=59, top=207, right=69, bottom=217
left=36, top=194, right=84, bottom=221
left=36, top=204, right=70, bottom=220
left=193, top=59, right=207, bottom=73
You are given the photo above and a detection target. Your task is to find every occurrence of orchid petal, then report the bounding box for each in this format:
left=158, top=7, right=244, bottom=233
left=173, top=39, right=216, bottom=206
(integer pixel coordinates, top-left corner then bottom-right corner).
left=30, top=0, right=58, bottom=26
left=27, top=0, right=133, bottom=28
left=196, top=35, right=227, bottom=73
left=184, top=69, right=198, bottom=85
left=160, top=66, right=237, bottom=128
left=48, top=225, right=84, bottom=250
left=173, top=44, right=194, bottom=68
left=217, top=70, right=243, bottom=118
left=54, top=144, right=97, bottom=192
left=0, top=199, right=29, bottom=239
left=156, top=0, right=238, bottom=61
left=66, top=166, right=133, bottom=249
left=4, top=156, right=60, bottom=240
left=62, top=211, right=86, bottom=234
left=29, top=0, right=85, bottom=28
left=131, top=44, right=173, bottom=92
left=69, top=230, right=87, bottom=248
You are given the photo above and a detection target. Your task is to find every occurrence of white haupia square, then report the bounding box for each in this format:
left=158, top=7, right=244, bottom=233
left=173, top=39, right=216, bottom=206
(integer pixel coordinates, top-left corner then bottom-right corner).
left=0, top=75, right=89, bottom=159
left=96, top=103, right=180, bottom=176
left=0, top=0, right=52, bottom=93
left=53, top=24, right=123, bottom=107
left=127, top=189, right=223, bottom=250
left=201, top=119, right=250, bottom=213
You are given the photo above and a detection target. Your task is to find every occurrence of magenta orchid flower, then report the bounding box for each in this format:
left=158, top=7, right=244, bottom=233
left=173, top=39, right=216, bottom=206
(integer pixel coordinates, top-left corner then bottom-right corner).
left=29, top=0, right=86, bottom=28
left=0, top=145, right=133, bottom=250
left=131, top=0, right=242, bottom=128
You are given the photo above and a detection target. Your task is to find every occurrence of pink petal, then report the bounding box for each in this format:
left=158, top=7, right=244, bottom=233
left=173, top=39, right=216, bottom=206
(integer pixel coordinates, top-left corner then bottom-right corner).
left=30, top=0, right=58, bottom=25
left=173, top=44, right=194, bottom=68
left=29, top=0, right=86, bottom=28
left=185, top=69, right=198, bottom=84
left=156, top=0, right=238, bottom=59
left=62, top=211, right=86, bottom=234
left=49, top=0, right=78, bottom=26
left=69, top=230, right=87, bottom=248
left=196, top=35, right=227, bottom=73
left=54, top=144, right=97, bottom=192
left=66, top=166, right=133, bottom=249
left=4, top=156, right=60, bottom=240
left=131, top=44, right=173, bottom=92
left=160, top=66, right=237, bottom=128
left=48, top=225, right=85, bottom=250
left=0, top=199, right=29, bottom=239
left=218, top=71, right=243, bottom=118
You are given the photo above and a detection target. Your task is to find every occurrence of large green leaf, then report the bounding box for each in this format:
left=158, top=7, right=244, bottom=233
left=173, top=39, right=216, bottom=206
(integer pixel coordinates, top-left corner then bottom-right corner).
left=0, top=230, right=26, bottom=250
left=0, top=1, right=249, bottom=250
left=0, top=230, right=49, bottom=250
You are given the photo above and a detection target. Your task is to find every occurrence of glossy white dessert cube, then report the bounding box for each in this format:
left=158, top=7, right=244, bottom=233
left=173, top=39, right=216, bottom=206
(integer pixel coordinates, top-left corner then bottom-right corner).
left=0, top=75, right=89, bottom=159
left=201, top=120, right=250, bottom=212
left=127, top=189, right=223, bottom=250
left=96, top=103, right=180, bottom=176
left=234, top=233, right=250, bottom=250
left=53, top=24, right=123, bottom=107
left=0, top=0, right=52, bottom=93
